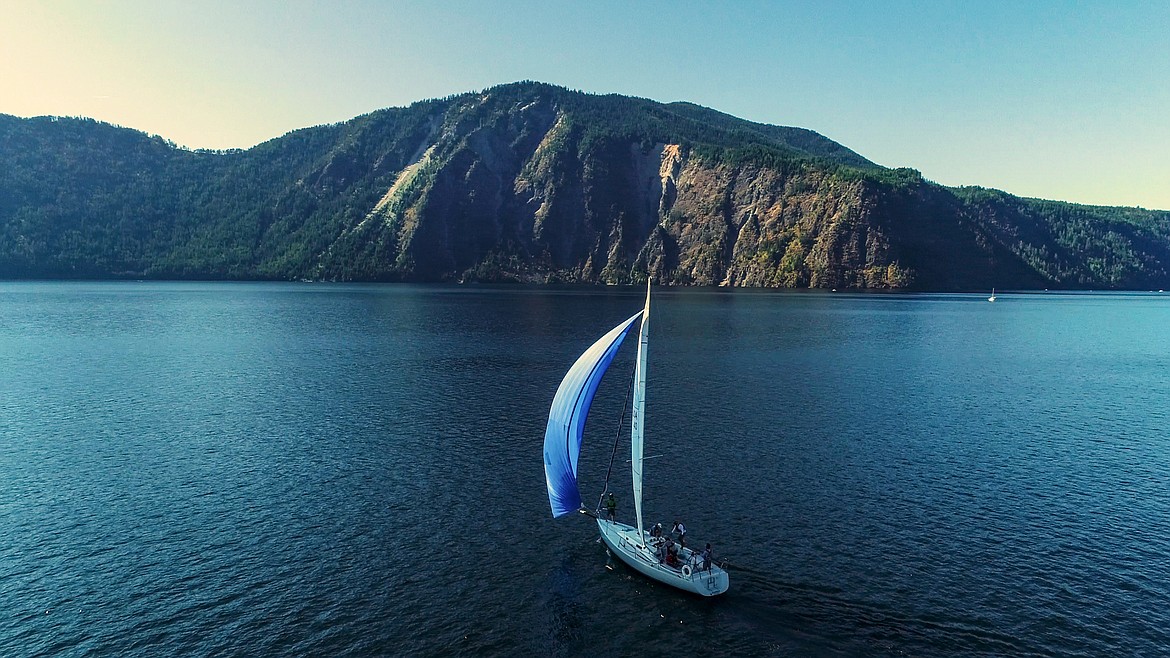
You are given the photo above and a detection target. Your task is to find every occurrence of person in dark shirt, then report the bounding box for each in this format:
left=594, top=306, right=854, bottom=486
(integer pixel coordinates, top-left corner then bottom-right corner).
left=665, top=537, right=679, bottom=567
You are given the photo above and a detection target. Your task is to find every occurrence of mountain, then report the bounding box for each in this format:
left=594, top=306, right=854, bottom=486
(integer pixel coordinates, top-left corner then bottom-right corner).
left=2, top=81, right=1169, bottom=289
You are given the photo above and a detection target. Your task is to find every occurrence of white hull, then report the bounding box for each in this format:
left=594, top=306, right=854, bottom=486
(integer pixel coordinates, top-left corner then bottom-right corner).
left=597, top=519, right=729, bottom=596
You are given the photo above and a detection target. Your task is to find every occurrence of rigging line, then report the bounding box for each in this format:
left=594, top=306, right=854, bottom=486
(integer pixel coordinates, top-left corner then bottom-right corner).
left=596, top=367, right=636, bottom=513
left=625, top=454, right=662, bottom=463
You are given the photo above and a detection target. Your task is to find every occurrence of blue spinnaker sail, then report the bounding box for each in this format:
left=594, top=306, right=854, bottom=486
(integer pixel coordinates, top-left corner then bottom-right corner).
left=543, top=312, right=642, bottom=518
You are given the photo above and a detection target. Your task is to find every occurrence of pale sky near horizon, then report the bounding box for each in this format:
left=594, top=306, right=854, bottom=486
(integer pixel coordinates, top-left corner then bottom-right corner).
left=2, top=0, right=1168, bottom=209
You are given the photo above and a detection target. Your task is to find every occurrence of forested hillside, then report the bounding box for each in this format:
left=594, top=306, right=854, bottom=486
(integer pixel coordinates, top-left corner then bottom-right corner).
left=2, top=82, right=1168, bottom=288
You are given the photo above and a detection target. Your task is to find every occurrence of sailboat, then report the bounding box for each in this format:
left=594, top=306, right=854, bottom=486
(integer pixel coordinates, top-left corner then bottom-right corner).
left=542, top=282, right=730, bottom=596
left=988, top=288, right=997, bottom=302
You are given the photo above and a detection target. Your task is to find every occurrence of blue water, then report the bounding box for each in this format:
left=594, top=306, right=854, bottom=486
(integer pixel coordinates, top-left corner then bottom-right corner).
left=2, top=282, right=1169, bottom=656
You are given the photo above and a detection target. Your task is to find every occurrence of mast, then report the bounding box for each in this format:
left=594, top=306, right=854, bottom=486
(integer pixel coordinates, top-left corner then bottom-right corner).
left=630, top=279, right=650, bottom=546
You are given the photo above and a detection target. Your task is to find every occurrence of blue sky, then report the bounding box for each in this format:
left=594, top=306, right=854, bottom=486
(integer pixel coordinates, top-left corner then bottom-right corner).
left=2, top=0, right=1167, bottom=209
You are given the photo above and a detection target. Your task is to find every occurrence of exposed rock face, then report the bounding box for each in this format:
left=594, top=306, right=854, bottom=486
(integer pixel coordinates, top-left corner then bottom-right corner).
left=2, top=82, right=1167, bottom=288
left=338, top=110, right=1002, bottom=288
left=661, top=155, right=895, bottom=288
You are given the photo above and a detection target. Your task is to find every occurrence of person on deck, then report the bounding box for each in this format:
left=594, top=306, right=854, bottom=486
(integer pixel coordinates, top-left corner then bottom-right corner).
left=604, top=493, right=616, bottom=522
left=701, top=543, right=713, bottom=572
left=671, top=520, right=687, bottom=547
left=650, top=523, right=662, bottom=539
left=665, top=537, right=679, bottom=567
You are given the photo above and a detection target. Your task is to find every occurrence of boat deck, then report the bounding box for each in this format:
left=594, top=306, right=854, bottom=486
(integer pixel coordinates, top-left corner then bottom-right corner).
left=596, top=519, right=729, bottom=596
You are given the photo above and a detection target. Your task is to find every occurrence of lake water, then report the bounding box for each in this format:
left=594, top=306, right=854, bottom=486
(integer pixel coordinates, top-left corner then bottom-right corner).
left=2, top=282, right=1169, bottom=656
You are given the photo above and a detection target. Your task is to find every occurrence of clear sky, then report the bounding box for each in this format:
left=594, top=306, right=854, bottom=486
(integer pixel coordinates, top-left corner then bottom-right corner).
left=2, top=0, right=1168, bottom=209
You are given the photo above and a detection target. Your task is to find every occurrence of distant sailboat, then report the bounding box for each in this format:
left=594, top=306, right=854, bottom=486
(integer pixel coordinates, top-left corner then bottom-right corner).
left=542, top=282, right=730, bottom=596
left=988, top=288, right=997, bottom=302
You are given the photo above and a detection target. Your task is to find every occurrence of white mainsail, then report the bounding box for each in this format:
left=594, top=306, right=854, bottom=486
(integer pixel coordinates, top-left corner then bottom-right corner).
left=630, top=280, right=650, bottom=546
